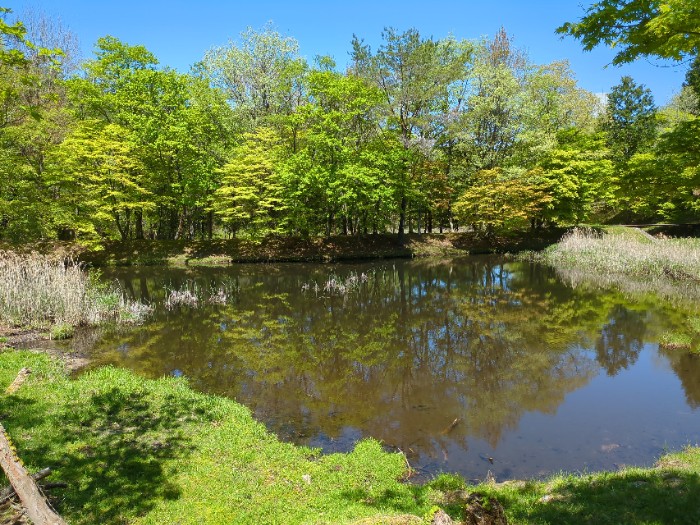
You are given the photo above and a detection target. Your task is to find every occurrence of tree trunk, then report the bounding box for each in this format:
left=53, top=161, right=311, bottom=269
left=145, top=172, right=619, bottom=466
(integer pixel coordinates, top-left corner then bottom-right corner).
left=135, top=209, right=144, bottom=240
left=397, top=195, right=407, bottom=242
left=175, top=207, right=187, bottom=240
left=326, top=211, right=334, bottom=238
left=207, top=210, right=214, bottom=240
left=0, top=424, right=67, bottom=525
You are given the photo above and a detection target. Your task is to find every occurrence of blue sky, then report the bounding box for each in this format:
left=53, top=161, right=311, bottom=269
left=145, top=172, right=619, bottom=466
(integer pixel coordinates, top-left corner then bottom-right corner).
left=9, top=0, right=689, bottom=104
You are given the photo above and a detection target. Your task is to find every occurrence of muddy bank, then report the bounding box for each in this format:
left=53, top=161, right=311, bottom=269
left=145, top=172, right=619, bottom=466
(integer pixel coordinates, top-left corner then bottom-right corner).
left=0, top=328, right=89, bottom=372
left=69, top=230, right=566, bottom=266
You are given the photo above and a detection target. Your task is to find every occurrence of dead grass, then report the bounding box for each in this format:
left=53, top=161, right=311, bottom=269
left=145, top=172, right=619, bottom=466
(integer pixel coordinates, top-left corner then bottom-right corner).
left=0, top=251, right=149, bottom=329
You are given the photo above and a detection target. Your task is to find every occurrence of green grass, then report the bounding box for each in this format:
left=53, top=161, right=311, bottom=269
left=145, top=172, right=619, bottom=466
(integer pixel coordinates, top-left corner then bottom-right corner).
left=531, top=227, right=700, bottom=279
left=659, top=316, right=700, bottom=353
left=2, top=350, right=700, bottom=524
left=0, top=351, right=423, bottom=524
left=49, top=322, right=74, bottom=340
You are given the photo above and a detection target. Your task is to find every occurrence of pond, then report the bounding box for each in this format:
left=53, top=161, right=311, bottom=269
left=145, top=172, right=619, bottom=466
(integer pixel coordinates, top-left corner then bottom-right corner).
left=65, top=256, right=700, bottom=482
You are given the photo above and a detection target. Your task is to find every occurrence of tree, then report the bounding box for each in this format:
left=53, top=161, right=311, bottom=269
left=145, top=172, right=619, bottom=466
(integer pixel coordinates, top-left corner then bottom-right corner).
left=557, top=0, right=700, bottom=64
left=71, top=36, right=234, bottom=240
left=536, top=130, right=616, bottom=224
left=456, top=28, right=527, bottom=171
left=212, top=127, right=285, bottom=236
left=605, top=76, right=657, bottom=161
left=639, top=119, right=700, bottom=221
left=683, top=54, right=700, bottom=114
left=48, top=119, right=152, bottom=241
left=10, top=6, right=81, bottom=75
left=279, top=69, right=388, bottom=236
left=0, top=7, right=71, bottom=240
left=450, top=31, right=600, bottom=178
left=453, top=168, right=552, bottom=234
left=351, top=28, right=471, bottom=239
left=200, top=23, right=307, bottom=128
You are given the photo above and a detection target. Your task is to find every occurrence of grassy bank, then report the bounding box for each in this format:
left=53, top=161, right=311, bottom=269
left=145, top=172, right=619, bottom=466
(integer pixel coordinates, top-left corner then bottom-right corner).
left=529, top=227, right=700, bottom=280
left=524, top=227, right=700, bottom=300
left=2, top=350, right=699, bottom=524
left=2, top=230, right=567, bottom=267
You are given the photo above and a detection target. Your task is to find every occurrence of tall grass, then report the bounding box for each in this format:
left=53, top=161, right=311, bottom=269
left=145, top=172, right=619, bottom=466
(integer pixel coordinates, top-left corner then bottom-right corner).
left=301, top=271, right=371, bottom=296
left=0, top=251, right=150, bottom=328
left=163, top=281, right=236, bottom=310
left=525, top=227, right=700, bottom=301
left=532, top=228, right=700, bottom=279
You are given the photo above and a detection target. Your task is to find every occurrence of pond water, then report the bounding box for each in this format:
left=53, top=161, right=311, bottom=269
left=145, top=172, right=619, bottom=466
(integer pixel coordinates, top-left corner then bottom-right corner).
left=66, top=257, right=700, bottom=481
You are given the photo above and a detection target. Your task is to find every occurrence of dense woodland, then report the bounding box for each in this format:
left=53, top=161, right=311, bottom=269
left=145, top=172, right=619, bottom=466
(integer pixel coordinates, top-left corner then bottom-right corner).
left=0, top=3, right=698, bottom=244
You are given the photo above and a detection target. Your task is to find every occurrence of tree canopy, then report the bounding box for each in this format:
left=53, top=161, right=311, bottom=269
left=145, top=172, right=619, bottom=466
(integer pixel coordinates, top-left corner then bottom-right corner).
left=557, top=0, right=700, bottom=64
left=0, top=7, right=698, bottom=242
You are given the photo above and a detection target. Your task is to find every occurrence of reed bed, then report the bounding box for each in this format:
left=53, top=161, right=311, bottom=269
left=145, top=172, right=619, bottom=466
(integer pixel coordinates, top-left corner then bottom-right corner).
left=163, top=282, right=233, bottom=310
left=0, top=251, right=150, bottom=328
left=532, top=227, right=700, bottom=281
left=523, top=227, right=700, bottom=303
left=301, top=271, right=370, bottom=296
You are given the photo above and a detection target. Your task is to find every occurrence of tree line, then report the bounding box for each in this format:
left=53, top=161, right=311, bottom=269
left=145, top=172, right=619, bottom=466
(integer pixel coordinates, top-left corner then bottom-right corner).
left=0, top=4, right=698, bottom=244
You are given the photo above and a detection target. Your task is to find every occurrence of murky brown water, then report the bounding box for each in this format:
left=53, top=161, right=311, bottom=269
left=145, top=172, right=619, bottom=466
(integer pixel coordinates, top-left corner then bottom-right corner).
left=66, top=257, right=700, bottom=481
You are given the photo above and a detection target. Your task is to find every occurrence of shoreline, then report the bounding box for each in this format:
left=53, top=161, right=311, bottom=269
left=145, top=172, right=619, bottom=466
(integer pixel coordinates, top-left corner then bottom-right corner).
left=1, top=230, right=568, bottom=267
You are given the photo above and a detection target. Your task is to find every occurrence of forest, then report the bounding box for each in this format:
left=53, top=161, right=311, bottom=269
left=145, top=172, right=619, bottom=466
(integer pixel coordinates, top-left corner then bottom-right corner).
left=0, top=5, right=698, bottom=244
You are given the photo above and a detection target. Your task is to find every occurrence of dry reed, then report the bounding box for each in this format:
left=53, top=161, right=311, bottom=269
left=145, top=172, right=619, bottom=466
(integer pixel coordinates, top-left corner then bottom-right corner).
left=533, top=228, right=700, bottom=280
left=526, top=228, right=700, bottom=302
left=0, top=251, right=149, bottom=328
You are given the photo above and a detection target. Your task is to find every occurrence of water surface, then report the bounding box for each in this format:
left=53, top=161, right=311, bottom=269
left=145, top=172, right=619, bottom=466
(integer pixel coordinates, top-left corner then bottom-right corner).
left=69, top=257, right=700, bottom=481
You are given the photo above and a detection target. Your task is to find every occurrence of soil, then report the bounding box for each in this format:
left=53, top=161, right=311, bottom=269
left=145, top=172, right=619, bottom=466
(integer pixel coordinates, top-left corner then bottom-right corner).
left=63, top=230, right=568, bottom=267
left=0, top=327, right=89, bottom=373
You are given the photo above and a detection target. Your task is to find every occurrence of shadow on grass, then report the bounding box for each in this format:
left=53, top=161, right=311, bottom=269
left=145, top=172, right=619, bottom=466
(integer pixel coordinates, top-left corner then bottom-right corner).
left=501, top=469, right=700, bottom=525
left=340, top=486, right=426, bottom=516
left=5, top=386, right=208, bottom=524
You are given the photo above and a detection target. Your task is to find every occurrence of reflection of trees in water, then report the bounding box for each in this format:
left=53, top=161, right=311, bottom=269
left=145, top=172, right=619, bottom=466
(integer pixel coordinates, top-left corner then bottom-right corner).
left=659, top=348, right=700, bottom=408
left=595, top=305, right=647, bottom=376
left=87, top=259, right=700, bottom=459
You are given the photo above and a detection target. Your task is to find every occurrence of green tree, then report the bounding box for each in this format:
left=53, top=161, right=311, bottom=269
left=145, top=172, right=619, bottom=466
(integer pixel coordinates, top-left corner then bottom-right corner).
left=536, top=130, right=616, bottom=224
left=456, top=28, right=527, bottom=171
left=683, top=55, right=700, bottom=114
left=200, top=23, right=307, bottom=128
left=213, top=127, right=285, bottom=236
left=351, top=28, right=471, bottom=239
left=280, top=69, right=388, bottom=236
left=557, top=0, right=700, bottom=64
left=638, top=119, right=700, bottom=221
left=453, top=168, right=552, bottom=234
left=0, top=7, right=71, bottom=240
left=71, top=36, right=234, bottom=240
left=49, top=119, right=152, bottom=241
left=659, top=87, right=698, bottom=128
left=605, top=76, right=657, bottom=161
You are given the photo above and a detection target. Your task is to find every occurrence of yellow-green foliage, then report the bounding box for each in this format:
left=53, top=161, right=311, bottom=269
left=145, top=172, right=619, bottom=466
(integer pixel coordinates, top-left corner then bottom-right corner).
left=454, top=168, right=553, bottom=232
left=213, top=127, right=286, bottom=236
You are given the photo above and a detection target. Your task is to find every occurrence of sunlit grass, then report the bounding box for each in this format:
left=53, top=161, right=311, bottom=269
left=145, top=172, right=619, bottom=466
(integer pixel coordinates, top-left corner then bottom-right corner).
left=534, top=227, right=700, bottom=279
left=523, top=227, right=700, bottom=303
